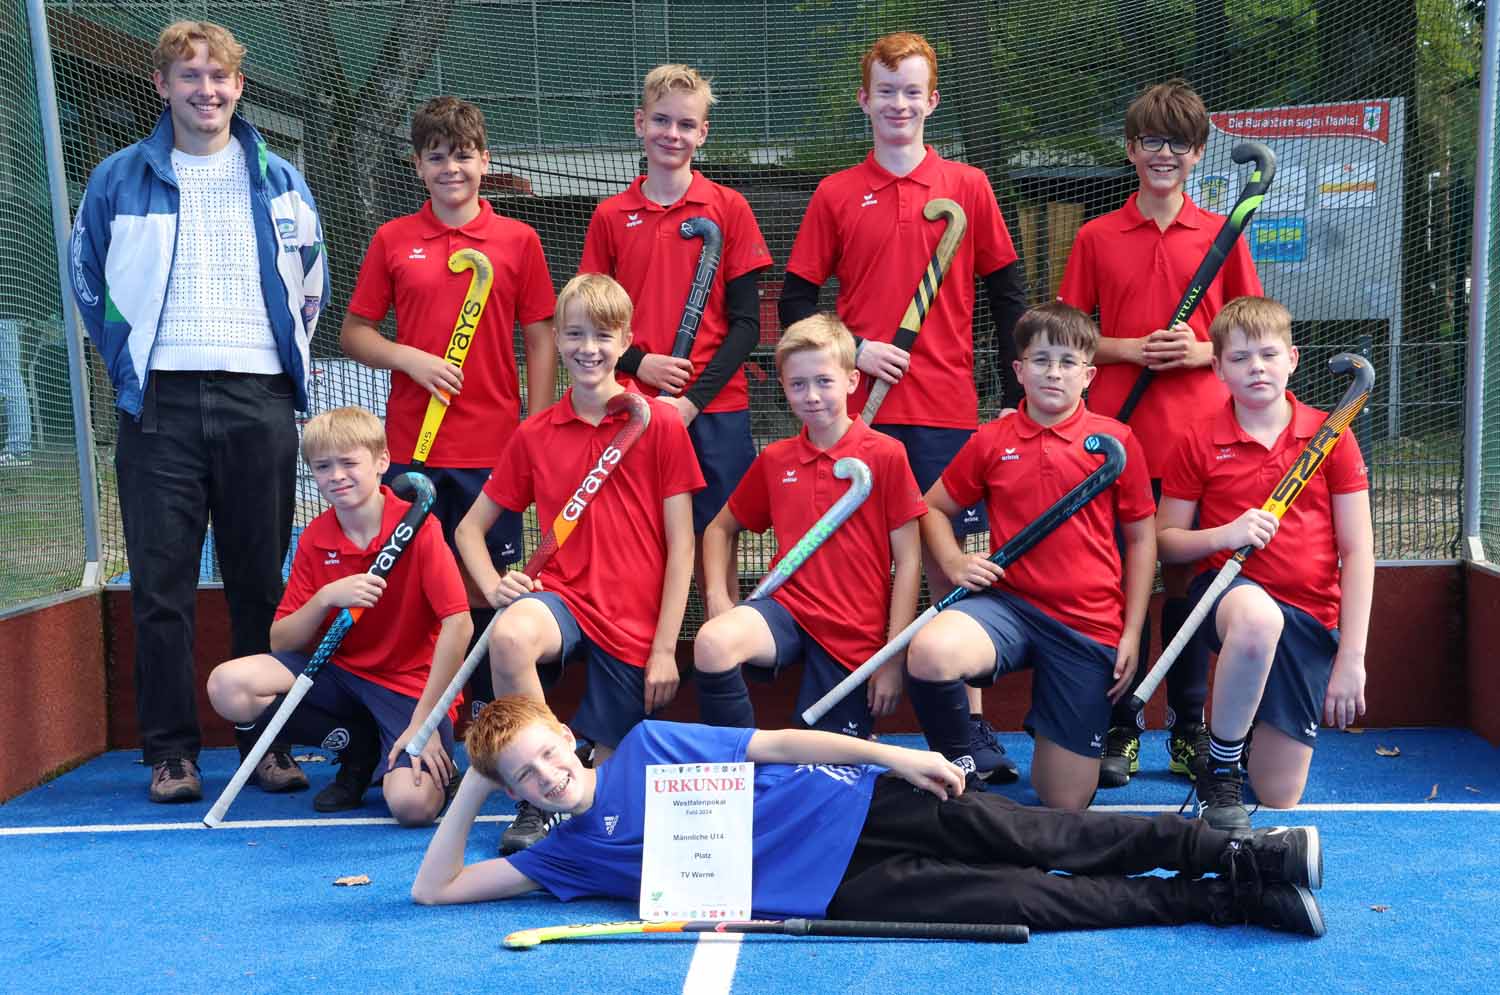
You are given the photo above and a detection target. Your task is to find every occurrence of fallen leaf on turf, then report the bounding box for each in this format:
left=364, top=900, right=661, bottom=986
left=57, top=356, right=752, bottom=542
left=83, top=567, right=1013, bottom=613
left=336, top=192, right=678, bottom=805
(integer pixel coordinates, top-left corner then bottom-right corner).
left=1375, top=745, right=1401, bottom=757
left=293, top=754, right=327, bottom=763
left=1344, top=727, right=1365, bottom=735
left=1466, top=786, right=1481, bottom=794
left=333, top=875, right=371, bottom=887
left=1370, top=905, right=1390, bottom=913
left=1425, top=784, right=1439, bottom=801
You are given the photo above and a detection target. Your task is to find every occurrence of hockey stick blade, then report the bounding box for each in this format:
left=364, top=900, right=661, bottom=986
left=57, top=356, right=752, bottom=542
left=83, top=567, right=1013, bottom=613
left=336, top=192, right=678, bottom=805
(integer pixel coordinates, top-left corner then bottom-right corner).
left=504, top=917, right=1028, bottom=949
left=745, top=457, right=872, bottom=601
left=413, top=248, right=495, bottom=466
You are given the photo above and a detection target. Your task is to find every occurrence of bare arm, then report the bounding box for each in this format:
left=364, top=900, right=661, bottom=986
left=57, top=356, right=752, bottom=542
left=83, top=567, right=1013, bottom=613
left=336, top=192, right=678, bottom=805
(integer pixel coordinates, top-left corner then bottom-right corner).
left=455, top=493, right=506, bottom=602
left=644, top=492, right=696, bottom=713
left=341, top=312, right=463, bottom=403
left=268, top=574, right=387, bottom=653
left=1111, top=515, right=1157, bottom=701
left=1158, top=494, right=1281, bottom=564
left=746, top=728, right=964, bottom=799
left=411, top=771, right=541, bottom=905
left=1325, top=490, right=1374, bottom=728
left=920, top=480, right=1004, bottom=590
left=390, top=611, right=474, bottom=780
left=869, top=518, right=921, bottom=717
left=701, top=505, right=745, bottom=619
left=521, top=318, right=558, bottom=414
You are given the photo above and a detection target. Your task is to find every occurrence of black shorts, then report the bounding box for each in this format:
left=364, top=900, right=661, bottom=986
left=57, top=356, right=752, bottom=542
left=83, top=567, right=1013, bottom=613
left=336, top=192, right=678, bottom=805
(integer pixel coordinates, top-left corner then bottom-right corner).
left=872, top=424, right=988, bottom=538
left=741, top=596, right=874, bottom=738
left=518, top=591, right=649, bottom=749
left=384, top=462, right=522, bottom=568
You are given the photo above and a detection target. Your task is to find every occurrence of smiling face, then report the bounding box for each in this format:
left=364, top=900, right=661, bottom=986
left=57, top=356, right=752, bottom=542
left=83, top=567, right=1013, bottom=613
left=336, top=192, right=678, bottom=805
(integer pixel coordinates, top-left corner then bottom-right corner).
left=556, top=297, right=629, bottom=389
left=153, top=40, right=243, bottom=154
left=495, top=721, right=590, bottom=814
left=1126, top=134, right=1204, bottom=199
left=1014, top=334, right=1095, bottom=425
left=414, top=140, right=488, bottom=217
left=307, top=444, right=389, bottom=514
left=1212, top=327, right=1299, bottom=409
left=858, top=54, right=938, bottom=149
left=635, top=89, right=710, bottom=174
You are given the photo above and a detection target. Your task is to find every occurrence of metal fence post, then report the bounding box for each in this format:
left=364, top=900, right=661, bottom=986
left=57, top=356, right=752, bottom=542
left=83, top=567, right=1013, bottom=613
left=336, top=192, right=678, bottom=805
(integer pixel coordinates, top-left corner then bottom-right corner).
left=1463, top=7, right=1499, bottom=563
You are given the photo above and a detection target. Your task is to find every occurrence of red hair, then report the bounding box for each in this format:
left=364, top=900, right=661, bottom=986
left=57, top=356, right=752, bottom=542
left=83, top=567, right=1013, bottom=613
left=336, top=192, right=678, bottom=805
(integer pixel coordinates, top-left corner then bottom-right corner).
left=861, top=32, right=937, bottom=94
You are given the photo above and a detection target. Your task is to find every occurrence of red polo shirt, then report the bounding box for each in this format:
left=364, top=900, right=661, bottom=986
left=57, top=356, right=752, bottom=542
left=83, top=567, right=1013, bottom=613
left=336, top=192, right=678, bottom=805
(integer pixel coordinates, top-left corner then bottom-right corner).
left=728, top=418, right=927, bottom=668
left=579, top=172, right=773, bottom=413
left=785, top=148, right=1018, bottom=429
left=940, top=401, right=1155, bottom=646
left=1160, top=393, right=1368, bottom=630
left=483, top=389, right=705, bottom=666
left=349, top=200, right=557, bottom=468
left=276, top=486, right=468, bottom=717
left=1058, top=192, right=1263, bottom=475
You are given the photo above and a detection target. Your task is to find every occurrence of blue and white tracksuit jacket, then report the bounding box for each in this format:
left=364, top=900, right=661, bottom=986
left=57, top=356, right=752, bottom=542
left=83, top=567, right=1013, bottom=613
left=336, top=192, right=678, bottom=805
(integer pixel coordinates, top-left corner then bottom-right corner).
left=69, top=110, right=327, bottom=416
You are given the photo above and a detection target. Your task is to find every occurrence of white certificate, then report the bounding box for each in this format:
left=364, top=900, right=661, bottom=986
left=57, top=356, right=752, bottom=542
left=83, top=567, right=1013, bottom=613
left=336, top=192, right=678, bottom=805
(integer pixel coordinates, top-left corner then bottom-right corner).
left=640, top=762, right=754, bottom=922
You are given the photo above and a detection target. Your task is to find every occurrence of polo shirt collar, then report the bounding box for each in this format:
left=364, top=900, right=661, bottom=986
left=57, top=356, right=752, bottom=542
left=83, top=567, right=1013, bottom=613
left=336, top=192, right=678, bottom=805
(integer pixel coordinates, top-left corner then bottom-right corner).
left=1114, top=191, right=1207, bottom=233
left=307, top=484, right=406, bottom=556
left=1210, top=391, right=1319, bottom=446
left=1012, top=399, right=1087, bottom=442
left=616, top=171, right=712, bottom=212
left=545, top=387, right=640, bottom=426
left=416, top=198, right=496, bottom=240
left=789, top=416, right=873, bottom=465
left=857, top=146, right=940, bottom=190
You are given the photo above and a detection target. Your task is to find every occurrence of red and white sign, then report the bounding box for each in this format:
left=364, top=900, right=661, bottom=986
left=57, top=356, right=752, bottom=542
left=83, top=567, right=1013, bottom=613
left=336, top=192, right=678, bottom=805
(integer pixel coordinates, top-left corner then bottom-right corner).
left=1211, top=101, right=1391, bottom=144
left=640, top=762, right=753, bottom=922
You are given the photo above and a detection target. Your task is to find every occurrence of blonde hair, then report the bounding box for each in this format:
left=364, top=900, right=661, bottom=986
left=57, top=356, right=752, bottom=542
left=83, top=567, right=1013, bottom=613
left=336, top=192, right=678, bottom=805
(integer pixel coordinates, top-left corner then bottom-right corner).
left=301, top=406, right=387, bottom=464
left=1209, top=296, right=1294, bottom=357
left=153, top=20, right=245, bottom=77
left=1015, top=301, right=1100, bottom=358
left=556, top=272, right=634, bottom=336
left=775, top=313, right=856, bottom=375
left=861, top=32, right=938, bottom=94
left=641, top=63, right=717, bottom=111
left=465, top=696, right=569, bottom=782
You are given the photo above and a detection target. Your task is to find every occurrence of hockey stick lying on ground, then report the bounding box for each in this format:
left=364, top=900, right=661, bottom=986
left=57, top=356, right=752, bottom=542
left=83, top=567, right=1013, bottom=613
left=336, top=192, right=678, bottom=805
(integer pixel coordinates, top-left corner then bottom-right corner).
left=413, top=248, right=495, bottom=466
left=405, top=391, right=653, bottom=756
left=659, top=216, right=723, bottom=397
left=504, top=917, right=1029, bottom=949
left=744, top=457, right=871, bottom=601
left=204, top=471, right=436, bottom=827
left=803, top=433, right=1127, bottom=725
left=1116, top=141, right=1277, bottom=424
left=1127, top=352, right=1374, bottom=711
left=862, top=198, right=967, bottom=423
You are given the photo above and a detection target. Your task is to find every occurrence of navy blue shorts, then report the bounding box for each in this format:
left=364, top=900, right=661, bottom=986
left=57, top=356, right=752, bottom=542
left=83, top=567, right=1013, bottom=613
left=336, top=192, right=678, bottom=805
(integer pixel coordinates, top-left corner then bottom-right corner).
left=741, top=597, right=874, bottom=739
left=1187, top=571, right=1339, bottom=748
left=518, top=591, right=649, bottom=749
left=686, top=409, right=756, bottom=533
left=872, top=424, right=987, bottom=537
left=385, top=462, right=522, bottom=568
left=947, top=589, right=1115, bottom=758
left=269, top=652, right=455, bottom=780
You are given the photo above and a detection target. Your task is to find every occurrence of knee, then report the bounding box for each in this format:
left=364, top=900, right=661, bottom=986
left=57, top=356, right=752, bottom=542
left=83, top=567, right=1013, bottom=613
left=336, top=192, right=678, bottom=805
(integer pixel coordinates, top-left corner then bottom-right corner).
left=1221, top=602, right=1283, bottom=664
left=205, top=665, right=235, bottom=712
left=907, top=627, right=971, bottom=682
left=1248, top=769, right=1307, bottom=810
left=693, top=617, right=744, bottom=674
left=1034, top=781, right=1094, bottom=811
left=489, top=614, right=544, bottom=674
left=384, top=775, right=442, bottom=828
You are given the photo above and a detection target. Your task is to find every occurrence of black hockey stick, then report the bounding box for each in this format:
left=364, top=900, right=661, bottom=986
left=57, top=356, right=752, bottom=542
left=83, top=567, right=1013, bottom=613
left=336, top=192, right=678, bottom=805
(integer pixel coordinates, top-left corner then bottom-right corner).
left=505, top=917, right=1028, bottom=948
left=660, top=216, right=724, bottom=396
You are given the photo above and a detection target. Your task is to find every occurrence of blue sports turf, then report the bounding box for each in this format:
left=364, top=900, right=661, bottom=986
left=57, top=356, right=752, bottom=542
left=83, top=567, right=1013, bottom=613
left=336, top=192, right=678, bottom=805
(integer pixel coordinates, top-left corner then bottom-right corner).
left=2, top=728, right=1495, bottom=993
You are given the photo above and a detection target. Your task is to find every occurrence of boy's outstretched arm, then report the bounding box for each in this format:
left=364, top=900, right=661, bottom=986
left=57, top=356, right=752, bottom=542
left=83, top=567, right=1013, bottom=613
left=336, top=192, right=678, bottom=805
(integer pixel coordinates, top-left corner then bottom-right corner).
left=746, top=728, right=965, bottom=799
left=1326, top=490, right=1374, bottom=729
left=411, top=771, right=541, bottom=905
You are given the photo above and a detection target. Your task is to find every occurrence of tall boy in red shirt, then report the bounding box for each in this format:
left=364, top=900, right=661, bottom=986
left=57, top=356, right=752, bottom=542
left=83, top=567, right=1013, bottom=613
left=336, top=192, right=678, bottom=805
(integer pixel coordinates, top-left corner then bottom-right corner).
left=1058, top=80, right=1263, bottom=786
left=455, top=273, right=704, bottom=853
left=207, top=406, right=471, bottom=825
left=693, top=314, right=927, bottom=737
left=342, top=96, right=558, bottom=714
left=1158, top=296, right=1372, bottom=832
left=580, top=64, right=773, bottom=598
left=906, top=303, right=1156, bottom=810
left=780, top=32, right=1029, bottom=776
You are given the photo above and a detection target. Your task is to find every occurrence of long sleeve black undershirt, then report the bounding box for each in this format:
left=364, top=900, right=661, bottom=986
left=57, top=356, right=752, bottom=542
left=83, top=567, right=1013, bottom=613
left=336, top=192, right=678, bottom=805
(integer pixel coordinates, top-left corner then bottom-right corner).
left=616, top=271, right=763, bottom=410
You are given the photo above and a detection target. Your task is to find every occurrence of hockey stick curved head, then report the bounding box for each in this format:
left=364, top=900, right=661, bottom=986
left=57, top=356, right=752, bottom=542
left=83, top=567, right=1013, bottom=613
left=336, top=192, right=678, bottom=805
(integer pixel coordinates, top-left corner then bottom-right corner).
left=389, top=469, right=436, bottom=511
left=448, top=246, right=496, bottom=287
left=832, top=456, right=873, bottom=499
left=606, top=389, right=652, bottom=427
left=1082, top=432, right=1127, bottom=477
left=1327, top=351, right=1376, bottom=398
left=922, top=197, right=969, bottom=241
left=1229, top=140, right=1277, bottom=194
left=679, top=215, right=724, bottom=251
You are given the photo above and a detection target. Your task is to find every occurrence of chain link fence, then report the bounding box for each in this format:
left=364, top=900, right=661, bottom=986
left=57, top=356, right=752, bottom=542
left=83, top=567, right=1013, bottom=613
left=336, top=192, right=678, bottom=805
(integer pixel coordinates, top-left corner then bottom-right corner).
left=2, top=0, right=1491, bottom=617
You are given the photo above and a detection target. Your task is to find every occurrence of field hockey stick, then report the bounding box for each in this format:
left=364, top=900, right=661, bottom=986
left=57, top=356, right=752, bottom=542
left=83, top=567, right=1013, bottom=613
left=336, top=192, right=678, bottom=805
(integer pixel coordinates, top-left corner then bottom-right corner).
left=1128, top=352, right=1375, bottom=711
left=803, top=433, right=1127, bottom=725
left=204, top=471, right=436, bottom=827
left=413, top=248, right=495, bottom=466
left=861, top=198, right=967, bottom=423
left=659, top=216, right=723, bottom=397
left=745, top=457, right=871, bottom=601
left=504, top=917, right=1028, bottom=949
left=406, top=391, right=653, bottom=756
left=1116, top=141, right=1277, bottom=423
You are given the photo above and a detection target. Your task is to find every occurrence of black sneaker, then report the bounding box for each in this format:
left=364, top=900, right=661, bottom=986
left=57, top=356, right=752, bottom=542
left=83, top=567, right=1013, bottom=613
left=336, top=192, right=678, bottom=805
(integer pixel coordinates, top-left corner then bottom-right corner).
left=313, top=751, right=377, bottom=813
left=1242, top=882, right=1326, bottom=937
left=1193, top=755, right=1252, bottom=833
left=500, top=800, right=563, bottom=854
left=1234, top=826, right=1322, bottom=890
left=966, top=716, right=1019, bottom=783
left=1168, top=721, right=1209, bottom=779
left=1097, top=725, right=1141, bottom=788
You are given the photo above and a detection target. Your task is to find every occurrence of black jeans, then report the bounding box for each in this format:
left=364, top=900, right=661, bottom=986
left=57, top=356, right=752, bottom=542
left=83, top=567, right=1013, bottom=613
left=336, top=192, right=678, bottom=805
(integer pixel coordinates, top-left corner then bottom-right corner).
left=116, top=371, right=297, bottom=764
left=827, top=776, right=1231, bottom=931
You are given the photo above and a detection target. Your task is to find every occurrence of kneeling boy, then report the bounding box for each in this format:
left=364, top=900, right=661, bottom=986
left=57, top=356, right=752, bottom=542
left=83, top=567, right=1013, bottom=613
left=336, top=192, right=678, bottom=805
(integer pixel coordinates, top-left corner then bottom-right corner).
left=207, top=406, right=471, bottom=826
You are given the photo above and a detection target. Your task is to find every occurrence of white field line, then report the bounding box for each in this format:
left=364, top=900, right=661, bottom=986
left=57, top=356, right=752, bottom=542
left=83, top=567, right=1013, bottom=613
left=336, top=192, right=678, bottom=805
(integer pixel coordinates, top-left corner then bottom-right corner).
left=682, top=934, right=743, bottom=995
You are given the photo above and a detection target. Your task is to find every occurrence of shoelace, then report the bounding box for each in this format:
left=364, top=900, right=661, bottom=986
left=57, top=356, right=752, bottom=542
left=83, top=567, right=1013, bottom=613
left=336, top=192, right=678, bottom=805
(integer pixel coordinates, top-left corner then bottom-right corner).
left=1103, top=729, right=1137, bottom=758
left=1219, top=838, right=1265, bottom=923
left=968, top=718, right=1001, bottom=751
left=158, top=757, right=191, bottom=780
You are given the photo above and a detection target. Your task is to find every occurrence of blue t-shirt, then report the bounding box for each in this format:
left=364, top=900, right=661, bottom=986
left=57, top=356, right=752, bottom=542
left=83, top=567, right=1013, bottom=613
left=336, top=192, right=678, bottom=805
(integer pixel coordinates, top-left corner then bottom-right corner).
left=506, top=720, right=882, bottom=917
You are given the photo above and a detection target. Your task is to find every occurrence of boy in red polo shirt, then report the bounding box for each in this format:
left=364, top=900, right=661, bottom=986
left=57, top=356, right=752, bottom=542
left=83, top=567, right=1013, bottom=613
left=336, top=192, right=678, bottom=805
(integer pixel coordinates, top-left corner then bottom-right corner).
left=692, top=314, right=927, bottom=737
left=206, top=406, right=471, bottom=825
left=579, top=64, right=773, bottom=598
left=781, top=32, right=1029, bottom=778
left=342, top=96, right=558, bottom=715
left=905, top=303, right=1156, bottom=809
left=1158, top=296, right=1372, bottom=832
left=1058, top=80, right=1263, bottom=786
left=455, top=273, right=704, bottom=853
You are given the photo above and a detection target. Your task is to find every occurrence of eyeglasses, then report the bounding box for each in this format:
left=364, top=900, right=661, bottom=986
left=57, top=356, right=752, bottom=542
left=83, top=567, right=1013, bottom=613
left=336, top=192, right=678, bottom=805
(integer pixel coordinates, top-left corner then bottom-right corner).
left=1135, top=135, right=1196, bottom=155
left=1022, top=355, right=1087, bottom=374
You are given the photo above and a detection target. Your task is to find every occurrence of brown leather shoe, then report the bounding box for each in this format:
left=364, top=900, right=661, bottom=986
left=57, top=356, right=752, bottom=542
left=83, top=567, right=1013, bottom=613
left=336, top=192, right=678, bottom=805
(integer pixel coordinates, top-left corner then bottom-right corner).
left=254, top=748, right=310, bottom=793
left=148, top=757, right=202, bottom=803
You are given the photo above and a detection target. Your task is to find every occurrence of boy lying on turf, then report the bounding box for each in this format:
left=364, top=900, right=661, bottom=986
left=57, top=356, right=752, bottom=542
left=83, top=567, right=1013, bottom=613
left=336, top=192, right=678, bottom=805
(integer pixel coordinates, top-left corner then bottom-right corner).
left=412, top=696, right=1327, bottom=936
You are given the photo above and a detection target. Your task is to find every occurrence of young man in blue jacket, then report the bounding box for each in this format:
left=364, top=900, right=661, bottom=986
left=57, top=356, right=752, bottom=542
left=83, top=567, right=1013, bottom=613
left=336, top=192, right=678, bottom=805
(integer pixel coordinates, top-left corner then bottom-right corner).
left=70, top=20, right=327, bottom=803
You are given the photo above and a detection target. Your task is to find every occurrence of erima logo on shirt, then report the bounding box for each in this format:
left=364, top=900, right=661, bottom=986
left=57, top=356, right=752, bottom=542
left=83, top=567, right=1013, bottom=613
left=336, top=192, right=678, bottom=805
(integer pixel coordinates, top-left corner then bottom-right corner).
left=603, top=815, right=619, bottom=836
left=626, top=213, right=643, bottom=228
left=324, top=550, right=340, bottom=565
left=860, top=192, right=878, bottom=208
left=781, top=468, right=798, bottom=484
left=1216, top=447, right=1235, bottom=461
left=1001, top=447, right=1021, bottom=462
left=408, top=247, right=426, bottom=261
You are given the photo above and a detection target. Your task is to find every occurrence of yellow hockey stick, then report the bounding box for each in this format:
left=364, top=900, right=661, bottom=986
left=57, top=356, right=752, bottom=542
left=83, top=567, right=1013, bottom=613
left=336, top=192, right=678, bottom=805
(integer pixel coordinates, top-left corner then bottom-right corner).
left=412, top=247, right=495, bottom=466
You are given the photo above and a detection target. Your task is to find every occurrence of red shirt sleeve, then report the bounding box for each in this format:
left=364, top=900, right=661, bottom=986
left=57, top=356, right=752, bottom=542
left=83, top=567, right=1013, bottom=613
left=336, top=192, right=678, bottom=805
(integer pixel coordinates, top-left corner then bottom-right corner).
left=968, top=177, right=1018, bottom=276
left=275, top=539, right=320, bottom=620
left=1160, top=424, right=1208, bottom=502
left=652, top=401, right=708, bottom=498
left=483, top=431, right=537, bottom=513
left=516, top=228, right=557, bottom=325
left=726, top=452, right=772, bottom=532
left=1056, top=226, right=1098, bottom=313
left=718, top=192, right=774, bottom=284
left=1324, top=430, right=1369, bottom=494
left=347, top=226, right=394, bottom=322
left=882, top=443, right=928, bottom=531
left=579, top=203, right=614, bottom=276
left=939, top=428, right=991, bottom=509
left=1115, top=431, right=1157, bottom=523
left=785, top=183, right=838, bottom=286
